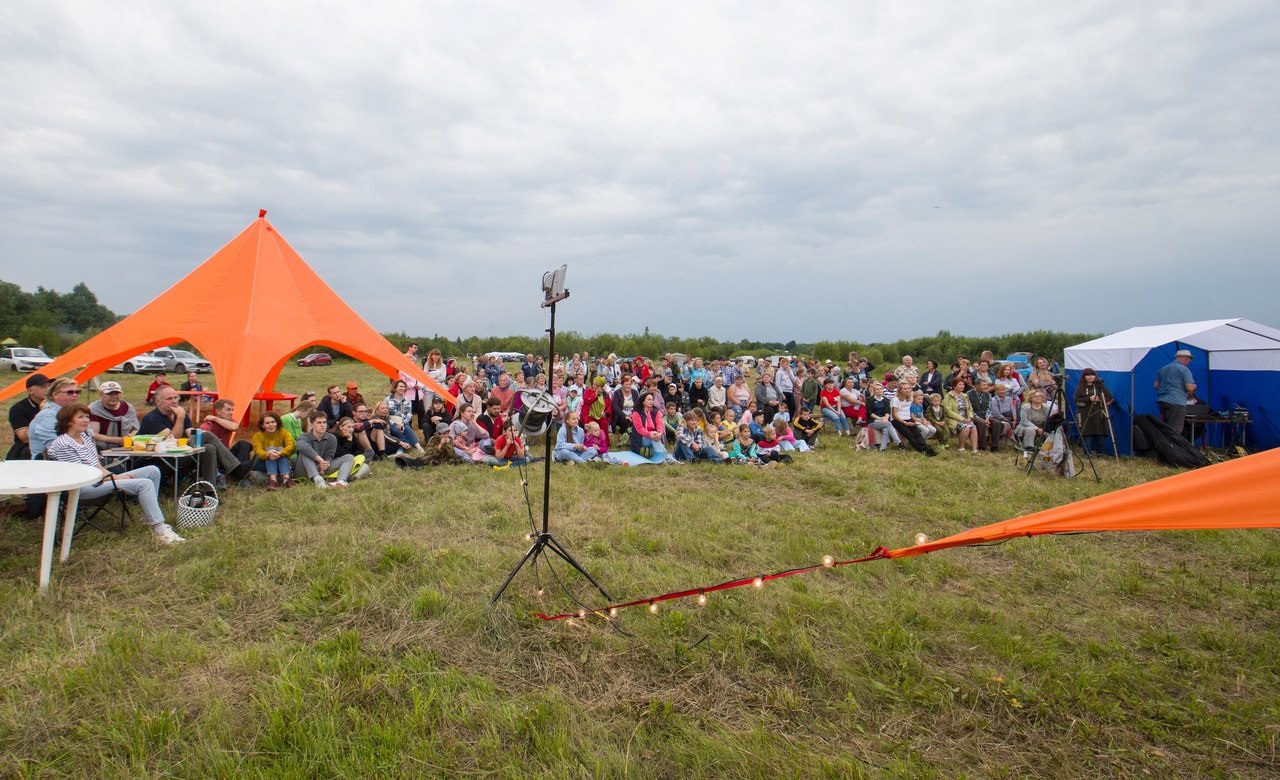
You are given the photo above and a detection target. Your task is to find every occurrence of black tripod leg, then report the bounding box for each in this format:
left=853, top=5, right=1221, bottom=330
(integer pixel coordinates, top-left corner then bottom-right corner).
left=490, top=537, right=547, bottom=605
left=543, top=534, right=613, bottom=601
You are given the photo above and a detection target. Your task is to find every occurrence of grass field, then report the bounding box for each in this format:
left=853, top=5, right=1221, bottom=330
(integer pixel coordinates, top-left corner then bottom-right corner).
left=1, top=362, right=1278, bottom=777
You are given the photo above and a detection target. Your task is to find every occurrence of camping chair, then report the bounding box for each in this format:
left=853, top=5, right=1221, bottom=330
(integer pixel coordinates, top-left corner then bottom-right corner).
left=63, top=475, right=134, bottom=537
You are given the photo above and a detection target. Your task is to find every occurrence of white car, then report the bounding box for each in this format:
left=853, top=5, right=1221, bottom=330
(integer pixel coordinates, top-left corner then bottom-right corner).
left=109, top=353, right=167, bottom=374
left=483, top=351, right=526, bottom=363
left=0, top=347, right=54, bottom=372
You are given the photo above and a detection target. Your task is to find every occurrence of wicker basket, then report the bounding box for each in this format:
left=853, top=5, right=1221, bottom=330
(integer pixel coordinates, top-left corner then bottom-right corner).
left=176, top=480, right=220, bottom=529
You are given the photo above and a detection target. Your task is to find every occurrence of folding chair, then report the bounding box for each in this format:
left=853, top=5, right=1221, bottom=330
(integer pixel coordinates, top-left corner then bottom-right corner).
left=67, top=475, right=134, bottom=537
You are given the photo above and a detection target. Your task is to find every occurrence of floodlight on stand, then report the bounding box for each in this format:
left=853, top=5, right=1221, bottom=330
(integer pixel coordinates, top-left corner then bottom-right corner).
left=518, top=390, right=558, bottom=437
left=541, top=264, right=569, bottom=307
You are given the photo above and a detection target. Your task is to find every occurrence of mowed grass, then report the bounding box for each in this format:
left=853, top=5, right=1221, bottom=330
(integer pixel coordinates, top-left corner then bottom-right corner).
left=1, top=362, right=1278, bottom=778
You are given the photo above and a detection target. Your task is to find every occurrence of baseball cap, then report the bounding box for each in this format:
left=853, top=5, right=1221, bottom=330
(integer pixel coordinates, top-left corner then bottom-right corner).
left=1175, top=349, right=1193, bottom=359
left=25, top=373, right=51, bottom=389
left=99, top=381, right=123, bottom=394
left=435, top=422, right=450, bottom=434
left=346, top=381, right=359, bottom=389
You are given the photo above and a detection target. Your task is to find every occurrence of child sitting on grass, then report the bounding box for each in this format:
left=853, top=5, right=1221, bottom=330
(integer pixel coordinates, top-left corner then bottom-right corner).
left=792, top=406, right=822, bottom=448
left=727, top=425, right=762, bottom=466
left=582, top=421, right=610, bottom=455
left=756, top=425, right=794, bottom=465
left=772, top=418, right=810, bottom=453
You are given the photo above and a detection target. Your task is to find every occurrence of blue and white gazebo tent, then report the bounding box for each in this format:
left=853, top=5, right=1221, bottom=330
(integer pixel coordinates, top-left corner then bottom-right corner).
left=1064, top=319, right=1280, bottom=455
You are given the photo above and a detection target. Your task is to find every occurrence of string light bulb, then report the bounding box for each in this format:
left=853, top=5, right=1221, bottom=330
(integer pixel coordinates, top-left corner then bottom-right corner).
left=536, top=588, right=544, bottom=597
left=822, top=555, right=835, bottom=568
left=608, top=607, right=618, bottom=617
left=648, top=601, right=659, bottom=614
left=753, top=576, right=764, bottom=588
left=914, top=533, right=929, bottom=546
left=697, top=591, right=707, bottom=606
left=525, top=533, right=535, bottom=541
left=577, top=609, right=586, bottom=619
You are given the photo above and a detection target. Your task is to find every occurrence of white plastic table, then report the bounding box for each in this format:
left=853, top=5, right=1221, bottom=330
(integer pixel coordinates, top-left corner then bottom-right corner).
left=0, top=460, right=103, bottom=594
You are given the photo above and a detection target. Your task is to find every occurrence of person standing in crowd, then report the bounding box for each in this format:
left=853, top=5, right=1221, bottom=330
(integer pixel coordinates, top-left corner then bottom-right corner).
left=7, top=373, right=51, bottom=460
left=966, top=378, right=1001, bottom=452
left=399, top=343, right=426, bottom=430
left=1154, top=349, right=1196, bottom=435
left=1076, top=368, right=1115, bottom=454
left=422, top=349, right=448, bottom=408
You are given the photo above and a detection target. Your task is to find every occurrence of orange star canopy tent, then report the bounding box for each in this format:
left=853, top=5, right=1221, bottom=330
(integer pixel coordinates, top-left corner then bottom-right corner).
left=0, top=211, right=452, bottom=419
left=887, top=447, right=1280, bottom=559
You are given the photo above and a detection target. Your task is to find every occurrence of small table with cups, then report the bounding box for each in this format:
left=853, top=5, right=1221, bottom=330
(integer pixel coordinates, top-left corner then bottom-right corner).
left=99, top=437, right=205, bottom=514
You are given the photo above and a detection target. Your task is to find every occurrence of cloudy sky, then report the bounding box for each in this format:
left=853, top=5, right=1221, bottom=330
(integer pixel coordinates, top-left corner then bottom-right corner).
left=2, top=1, right=1276, bottom=344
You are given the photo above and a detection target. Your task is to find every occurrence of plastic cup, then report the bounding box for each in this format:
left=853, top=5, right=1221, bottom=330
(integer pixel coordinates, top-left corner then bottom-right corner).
left=122, top=436, right=133, bottom=448
left=177, top=438, right=188, bottom=447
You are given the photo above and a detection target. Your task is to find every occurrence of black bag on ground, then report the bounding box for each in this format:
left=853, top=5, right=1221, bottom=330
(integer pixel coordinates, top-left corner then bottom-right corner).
left=1133, top=414, right=1210, bottom=469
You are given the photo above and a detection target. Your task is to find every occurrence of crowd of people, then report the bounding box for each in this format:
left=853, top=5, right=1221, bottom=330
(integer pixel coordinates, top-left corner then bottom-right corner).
left=6, top=343, right=1121, bottom=541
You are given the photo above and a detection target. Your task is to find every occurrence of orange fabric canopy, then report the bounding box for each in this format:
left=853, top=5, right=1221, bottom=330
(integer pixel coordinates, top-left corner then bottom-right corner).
left=0, top=211, right=452, bottom=419
left=887, top=448, right=1280, bottom=559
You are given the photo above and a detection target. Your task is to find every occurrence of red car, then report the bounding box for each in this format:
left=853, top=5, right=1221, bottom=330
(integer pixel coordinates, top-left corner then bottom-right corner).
left=297, top=352, right=333, bottom=366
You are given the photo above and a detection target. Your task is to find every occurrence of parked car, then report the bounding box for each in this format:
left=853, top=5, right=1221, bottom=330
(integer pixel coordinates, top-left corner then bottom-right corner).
left=0, top=346, right=53, bottom=372
left=108, top=353, right=167, bottom=374
left=297, top=352, right=333, bottom=367
left=149, top=348, right=212, bottom=373
left=730, top=355, right=758, bottom=368
left=996, top=356, right=1033, bottom=381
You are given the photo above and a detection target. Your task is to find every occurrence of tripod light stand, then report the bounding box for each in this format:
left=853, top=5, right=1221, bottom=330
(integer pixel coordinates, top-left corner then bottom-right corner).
left=490, top=266, right=612, bottom=605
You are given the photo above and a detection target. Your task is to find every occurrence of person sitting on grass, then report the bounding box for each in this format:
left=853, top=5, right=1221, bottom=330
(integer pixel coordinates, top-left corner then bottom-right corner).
left=294, top=413, right=355, bottom=489
left=281, top=399, right=316, bottom=444
left=663, top=400, right=682, bottom=446
left=818, top=377, right=848, bottom=437
left=675, top=411, right=723, bottom=462
left=332, top=417, right=370, bottom=480
left=891, top=384, right=938, bottom=457
left=385, top=380, right=424, bottom=457
left=755, top=425, right=794, bottom=465
left=865, top=382, right=902, bottom=451
left=839, top=376, right=866, bottom=429
left=415, top=423, right=460, bottom=466
left=772, top=418, right=811, bottom=453
left=449, top=404, right=492, bottom=453
left=792, top=406, right=822, bottom=447
left=582, top=421, right=610, bottom=457
left=46, top=403, right=185, bottom=544
left=943, top=377, right=980, bottom=453
left=199, top=399, right=255, bottom=483
left=492, top=418, right=531, bottom=467
left=911, top=390, right=937, bottom=444
left=251, top=412, right=296, bottom=490
left=554, top=411, right=600, bottom=464
left=726, top=425, right=762, bottom=466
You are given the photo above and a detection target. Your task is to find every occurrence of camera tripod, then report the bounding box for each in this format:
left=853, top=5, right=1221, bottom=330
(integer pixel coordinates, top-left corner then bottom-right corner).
left=1023, top=375, right=1100, bottom=482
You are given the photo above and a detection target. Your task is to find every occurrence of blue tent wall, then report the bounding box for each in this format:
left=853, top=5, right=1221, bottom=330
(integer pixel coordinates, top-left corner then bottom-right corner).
left=1067, top=341, right=1277, bottom=454
left=1209, top=370, right=1280, bottom=451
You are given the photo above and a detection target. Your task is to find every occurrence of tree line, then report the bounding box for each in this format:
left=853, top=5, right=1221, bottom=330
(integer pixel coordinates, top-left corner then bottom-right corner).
left=1, top=279, right=1098, bottom=367
left=385, top=329, right=1101, bottom=370
left=0, top=279, right=119, bottom=354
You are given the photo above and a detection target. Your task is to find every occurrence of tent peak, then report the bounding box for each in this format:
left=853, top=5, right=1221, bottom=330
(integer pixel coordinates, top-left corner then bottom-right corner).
left=259, top=209, right=267, bottom=218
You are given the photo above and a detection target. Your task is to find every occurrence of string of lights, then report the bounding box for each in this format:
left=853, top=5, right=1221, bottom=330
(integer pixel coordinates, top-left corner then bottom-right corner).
left=534, top=545, right=898, bottom=622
